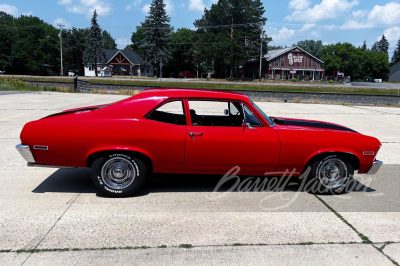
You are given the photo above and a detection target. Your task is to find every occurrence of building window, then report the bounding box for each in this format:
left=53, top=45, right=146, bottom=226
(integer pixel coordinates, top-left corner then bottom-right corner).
left=147, top=68, right=149, bottom=73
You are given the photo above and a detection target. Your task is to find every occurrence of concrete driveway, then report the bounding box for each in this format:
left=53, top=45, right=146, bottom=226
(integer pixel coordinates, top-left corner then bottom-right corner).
left=0, top=91, right=399, bottom=265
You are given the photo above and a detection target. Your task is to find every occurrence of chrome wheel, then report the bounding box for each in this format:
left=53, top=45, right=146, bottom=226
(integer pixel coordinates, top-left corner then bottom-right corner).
left=101, top=157, right=136, bottom=189
left=317, top=158, right=348, bottom=189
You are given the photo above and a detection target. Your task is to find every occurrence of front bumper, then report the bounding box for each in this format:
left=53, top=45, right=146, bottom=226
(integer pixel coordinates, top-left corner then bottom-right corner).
left=16, top=144, right=35, bottom=163
left=367, top=160, right=383, bottom=175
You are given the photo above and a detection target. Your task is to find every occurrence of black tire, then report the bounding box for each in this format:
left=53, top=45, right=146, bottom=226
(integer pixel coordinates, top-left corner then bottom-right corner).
left=91, top=153, right=147, bottom=197
left=306, top=155, right=354, bottom=194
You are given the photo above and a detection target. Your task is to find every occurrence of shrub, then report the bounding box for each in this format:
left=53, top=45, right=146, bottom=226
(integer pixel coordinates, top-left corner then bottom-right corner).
left=291, top=78, right=297, bottom=82
left=329, top=79, right=334, bottom=83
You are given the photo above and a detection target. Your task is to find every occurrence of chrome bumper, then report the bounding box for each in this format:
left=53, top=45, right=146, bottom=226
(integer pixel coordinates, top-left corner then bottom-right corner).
left=16, top=144, right=35, bottom=163
left=367, top=160, right=383, bottom=175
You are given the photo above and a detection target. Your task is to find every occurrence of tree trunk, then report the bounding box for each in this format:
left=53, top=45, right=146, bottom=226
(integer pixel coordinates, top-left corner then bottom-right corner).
left=94, top=57, right=98, bottom=77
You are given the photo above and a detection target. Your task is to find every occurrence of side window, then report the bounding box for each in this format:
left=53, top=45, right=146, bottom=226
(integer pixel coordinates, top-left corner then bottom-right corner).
left=189, top=100, right=243, bottom=127
left=147, top=100, right=186, bottom=125
left=243, top=105, right=262, bottom=126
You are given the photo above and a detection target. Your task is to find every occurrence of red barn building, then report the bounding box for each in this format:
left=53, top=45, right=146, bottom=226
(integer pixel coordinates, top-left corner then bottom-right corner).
left=246, top=46, right=324, bottom=80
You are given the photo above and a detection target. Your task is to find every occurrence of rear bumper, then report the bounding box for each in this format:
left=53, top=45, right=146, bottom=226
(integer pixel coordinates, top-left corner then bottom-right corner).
left=367, top=160, right=383, bottom=175
left=16, top=144, right=35, bottom=163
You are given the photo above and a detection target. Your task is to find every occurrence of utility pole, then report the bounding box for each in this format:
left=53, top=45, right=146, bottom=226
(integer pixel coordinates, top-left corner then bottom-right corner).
left=58, top=24, right=64, bottom=76
left=230, top=18, right=234, bottom=78
left=259, top=22, right=265, bottom=82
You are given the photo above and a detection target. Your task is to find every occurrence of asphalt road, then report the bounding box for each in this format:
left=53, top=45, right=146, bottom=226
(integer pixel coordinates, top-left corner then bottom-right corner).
left=0, top=91, right=399, bottom=265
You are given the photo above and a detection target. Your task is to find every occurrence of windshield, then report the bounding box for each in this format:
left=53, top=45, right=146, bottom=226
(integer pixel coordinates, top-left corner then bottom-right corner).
left=249, top=99, right=275, bottom=127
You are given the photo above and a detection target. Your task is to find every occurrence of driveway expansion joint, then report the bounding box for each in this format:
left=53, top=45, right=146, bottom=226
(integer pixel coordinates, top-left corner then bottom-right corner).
left=20, top=182, right=88, bottom=265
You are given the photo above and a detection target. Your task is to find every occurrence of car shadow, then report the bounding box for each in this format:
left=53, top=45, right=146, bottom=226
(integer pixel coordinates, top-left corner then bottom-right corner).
left=32, top=168, right=376, bottom=196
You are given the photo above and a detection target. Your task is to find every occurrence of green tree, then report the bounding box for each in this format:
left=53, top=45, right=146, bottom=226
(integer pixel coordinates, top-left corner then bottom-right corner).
left=167, top=28, right=197, bottom=76
left=83, top=10, right=105, bottom=76
left=0, top=12, right=15, bottom=72
left=63, top=27, right=89, bottom=75
left=102, top=30, right=117, bottom=49
left=268, top=45, right=284, bottom=51
left=321, top=42, right=389, bottom=81
left=391, top=36, right=400, bottom=64
left=130, top=26, right=146, bottom=57
left=194, top=0, right=267, bottom=78
left=294, top=40, right=324, bottom=58
left=11, top=15, right=59, bottom=75
left=139, top=0, right=172, bottom=75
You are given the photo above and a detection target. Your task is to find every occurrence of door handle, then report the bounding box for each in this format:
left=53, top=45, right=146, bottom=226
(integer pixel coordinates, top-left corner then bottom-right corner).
left=189, top=132, right=203, bottom=137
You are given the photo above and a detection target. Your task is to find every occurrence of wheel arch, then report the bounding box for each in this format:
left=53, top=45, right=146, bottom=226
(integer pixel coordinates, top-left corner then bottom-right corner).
left=302, top=151, right=360, bottom=174
left=86, top=148, right=153, bottom=174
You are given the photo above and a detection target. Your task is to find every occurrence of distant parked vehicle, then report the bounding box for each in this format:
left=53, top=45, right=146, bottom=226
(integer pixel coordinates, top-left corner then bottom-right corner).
left=178, top=71, right=196, bottom=78
left=0, top=70, right=5, bottom=75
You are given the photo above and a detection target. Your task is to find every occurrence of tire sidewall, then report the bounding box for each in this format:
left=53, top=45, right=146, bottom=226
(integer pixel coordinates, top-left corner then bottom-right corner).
left=91, top=154, right=147, bottom=197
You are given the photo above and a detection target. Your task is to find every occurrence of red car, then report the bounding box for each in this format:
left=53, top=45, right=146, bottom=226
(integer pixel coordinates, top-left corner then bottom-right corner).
left=16, top=89, right=382, bottom=197
left=178, top=71, right=196, bottom=78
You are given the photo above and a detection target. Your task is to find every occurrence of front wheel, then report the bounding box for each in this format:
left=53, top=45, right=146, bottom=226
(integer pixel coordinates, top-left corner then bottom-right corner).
left=91, top=154, right=147, bottom=197
left=306, top=155, right=354, bottom=194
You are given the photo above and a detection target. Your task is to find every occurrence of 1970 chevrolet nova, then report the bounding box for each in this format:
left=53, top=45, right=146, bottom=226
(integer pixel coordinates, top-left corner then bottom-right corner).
left=16, top=89, right=382, bottom=197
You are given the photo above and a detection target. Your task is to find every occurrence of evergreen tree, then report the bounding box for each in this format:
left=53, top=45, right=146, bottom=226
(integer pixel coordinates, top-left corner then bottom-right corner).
left=372, top=35, right=389, bottom=55
left=102, top=30, right=117, bottom=49
left=391, top=36, right=400, bottom=64
left=139, top=0, right=172, bottom=75
left=83, top=10, right=105, bottom=76
left=361, top=40, right=367, bottom=51
left=379, top=34, right=389, bottom=55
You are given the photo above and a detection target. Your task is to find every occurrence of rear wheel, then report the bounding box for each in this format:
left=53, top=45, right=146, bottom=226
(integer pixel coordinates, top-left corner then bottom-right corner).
left=306, top=155, right=354, bottom=194
left=91, top=153, right=147, bottom=197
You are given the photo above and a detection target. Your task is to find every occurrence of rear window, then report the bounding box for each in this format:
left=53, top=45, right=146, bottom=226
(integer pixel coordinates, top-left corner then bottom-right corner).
left=147, top=100, right=186, bottom=125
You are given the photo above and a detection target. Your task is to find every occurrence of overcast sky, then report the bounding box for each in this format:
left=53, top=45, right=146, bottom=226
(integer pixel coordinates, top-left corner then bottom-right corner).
left=1, top=0, right=400, bottom=57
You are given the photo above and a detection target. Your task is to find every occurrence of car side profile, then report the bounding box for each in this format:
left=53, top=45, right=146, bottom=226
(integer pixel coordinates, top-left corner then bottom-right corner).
left=16, top=88, right=382, bottom=197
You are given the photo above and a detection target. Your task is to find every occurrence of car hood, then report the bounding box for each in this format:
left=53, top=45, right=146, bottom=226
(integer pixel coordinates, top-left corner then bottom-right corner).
left=271, top=117, right=358, bottom=133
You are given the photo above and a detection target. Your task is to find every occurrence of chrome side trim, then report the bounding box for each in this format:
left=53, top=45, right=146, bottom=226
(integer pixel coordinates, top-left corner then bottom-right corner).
left=27, top=162, right=75, bottom=169
left=367, top=160, right=383, bottom=175
left=16, top=144, right=35, bottom=163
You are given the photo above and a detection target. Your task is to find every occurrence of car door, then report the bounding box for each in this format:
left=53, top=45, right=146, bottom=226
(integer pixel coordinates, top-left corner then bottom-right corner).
left=184, top=100, right=280, bottom=174
left=143, top=100, right=188, bottom=173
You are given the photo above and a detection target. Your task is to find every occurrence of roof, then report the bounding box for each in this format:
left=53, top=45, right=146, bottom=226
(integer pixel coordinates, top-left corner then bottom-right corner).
left=266, top=46, right=324, bottom=63
left=91, top=49, right=150, bottom=66
left=134, top=88, right=249, bottom=101
left=390, top=59, right=400, bottom=67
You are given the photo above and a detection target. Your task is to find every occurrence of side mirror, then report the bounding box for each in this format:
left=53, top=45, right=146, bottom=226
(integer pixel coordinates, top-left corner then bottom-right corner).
left=224, top=109, right=229, bottom=116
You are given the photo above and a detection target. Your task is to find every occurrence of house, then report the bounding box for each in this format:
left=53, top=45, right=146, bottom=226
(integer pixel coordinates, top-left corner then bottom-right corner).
left=84, top=49, right=153, bottom=77
left=389, top=60, right=400, bottom=82
left=245, top=46, right=324, bottom=80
